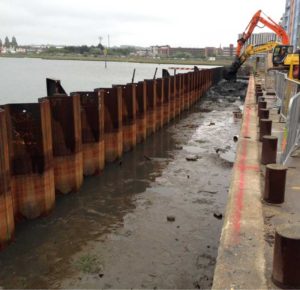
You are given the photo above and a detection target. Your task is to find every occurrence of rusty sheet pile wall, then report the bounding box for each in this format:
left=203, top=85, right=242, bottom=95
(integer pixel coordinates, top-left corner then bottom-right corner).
left=0, top=109, right=14, bottom=249
left=0, top=67, right=223, bottom=249
left=72, top=91, right=105, bottom=176
left=47, top=95, right=83, bottom=194
left=5, top=101, right=55, bottom=221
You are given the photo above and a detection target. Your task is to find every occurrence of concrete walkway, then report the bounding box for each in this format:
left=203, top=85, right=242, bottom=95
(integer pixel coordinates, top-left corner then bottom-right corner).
left=259, top=88, right=300, bottom=289
left=213, top=74, right=300, bottom=289
left=213, top=75, right=267, bottom=289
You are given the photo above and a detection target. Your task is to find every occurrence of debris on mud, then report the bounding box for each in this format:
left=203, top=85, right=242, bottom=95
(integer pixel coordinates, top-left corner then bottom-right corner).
left=144, top=155, right=152, bottom=161
left=213, top=212, right=223, bottom=220
left=175, top=145, right=183, bottom=150
left=167, top=215, right=176, bottom=222
left=186, top=155, right=199, bottom=161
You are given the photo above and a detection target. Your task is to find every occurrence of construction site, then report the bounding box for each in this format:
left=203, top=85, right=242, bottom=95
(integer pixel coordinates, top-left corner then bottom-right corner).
left=1, top=1, right=300, bottom=289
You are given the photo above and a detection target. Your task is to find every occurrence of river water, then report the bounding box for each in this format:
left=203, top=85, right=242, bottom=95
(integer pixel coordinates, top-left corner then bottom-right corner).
left=0, top=57, right=214, bottom=104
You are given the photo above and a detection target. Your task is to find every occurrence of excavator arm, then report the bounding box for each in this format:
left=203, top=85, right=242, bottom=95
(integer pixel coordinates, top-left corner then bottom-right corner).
left=224, top=42, right=282, bottom=81
left=236, top=10, right=289, bottom=57
left=224, top=10, right=290, bottom=81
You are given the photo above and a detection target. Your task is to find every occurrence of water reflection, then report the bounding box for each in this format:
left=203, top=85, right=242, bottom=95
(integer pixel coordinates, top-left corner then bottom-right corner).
left=0, top=128, right=175, bottom=288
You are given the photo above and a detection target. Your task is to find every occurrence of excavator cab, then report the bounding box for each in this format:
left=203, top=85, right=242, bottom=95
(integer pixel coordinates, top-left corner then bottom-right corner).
left=272, top=45, right=293, bottom=66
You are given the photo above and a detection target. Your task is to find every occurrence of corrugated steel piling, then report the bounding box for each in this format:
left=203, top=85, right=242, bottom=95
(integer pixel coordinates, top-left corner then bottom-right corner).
left=0, top=109, right=14, bottom=248
left=72, top=91, right=105, bottom=176
left=162, top=77, right=170, bottom=125
left=146, top=79, right=157, bottom=136
left=47, top=94, right=83, bottom=194
left=169, top=76, right=176, bottom=120
left=135, top=81, right=147, bottom=143
left=155, top=78, right=164, bottom=130
left=100, top=87, right=123, bottom=162
left=5, top=100, right=55, bottom=219
left=0, top=67, right=223, bottom=252
left=175, top=74, right=182, bottom=116
left=121, top=84, right=137, bottom=152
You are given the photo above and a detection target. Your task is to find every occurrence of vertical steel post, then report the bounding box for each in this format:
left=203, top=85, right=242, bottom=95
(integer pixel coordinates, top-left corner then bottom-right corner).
left=135, top=81, right=147, bottom=143
left=0, top=109, right=14, bottom=249
left=47, top=94, right=83, bottom=194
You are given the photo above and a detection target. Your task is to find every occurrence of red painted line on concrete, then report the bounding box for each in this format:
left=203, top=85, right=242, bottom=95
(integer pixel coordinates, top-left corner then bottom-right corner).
left=231, top=98, right=253, bottom=244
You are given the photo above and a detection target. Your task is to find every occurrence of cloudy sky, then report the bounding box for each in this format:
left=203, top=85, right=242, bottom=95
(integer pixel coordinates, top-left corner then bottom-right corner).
left=0, top=0, right=286, bottom=48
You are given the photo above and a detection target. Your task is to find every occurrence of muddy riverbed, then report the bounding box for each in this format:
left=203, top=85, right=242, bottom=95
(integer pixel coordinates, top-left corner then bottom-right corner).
left=0, top=81, right=247, bottom=289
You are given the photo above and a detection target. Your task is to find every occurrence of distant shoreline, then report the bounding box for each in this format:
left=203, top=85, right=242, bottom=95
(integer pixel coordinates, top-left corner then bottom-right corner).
left=0, top=54, right=233, bottom=66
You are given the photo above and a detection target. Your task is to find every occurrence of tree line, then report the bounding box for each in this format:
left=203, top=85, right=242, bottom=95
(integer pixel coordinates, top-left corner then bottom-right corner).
left=44, top=44, right=137, bottom=56
left=0, top=36, right=18, bottom=48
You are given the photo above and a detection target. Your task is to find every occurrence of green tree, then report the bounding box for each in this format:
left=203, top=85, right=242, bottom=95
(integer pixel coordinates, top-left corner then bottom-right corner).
left=11, top=36, right=18, bottom=47
left=4, top=36, right=10, bottom=48
left=0, top=39, right=2, bottom=47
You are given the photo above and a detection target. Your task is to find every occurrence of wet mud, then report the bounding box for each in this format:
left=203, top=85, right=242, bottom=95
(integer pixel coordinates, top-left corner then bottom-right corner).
left=0, top=81, right=246, bottom=289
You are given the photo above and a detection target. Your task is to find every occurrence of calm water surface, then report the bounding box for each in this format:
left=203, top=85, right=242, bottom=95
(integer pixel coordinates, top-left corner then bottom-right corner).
left=0, top=57, right=215, bottom=104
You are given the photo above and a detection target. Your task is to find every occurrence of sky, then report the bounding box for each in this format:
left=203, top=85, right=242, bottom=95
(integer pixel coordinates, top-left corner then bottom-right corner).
left=0, top=0, right=287, bottom=48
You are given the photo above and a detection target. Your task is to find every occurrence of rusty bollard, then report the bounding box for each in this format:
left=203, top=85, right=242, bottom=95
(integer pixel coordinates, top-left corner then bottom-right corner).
left=272, top=223, right=300, bottom=288
left=259, top=119, right=272, bottom=142
left=259, top=108, right=270, bottom=121
left=263, top=164, right=287, bottom=203
left=261, top=135, right=278, bottom=165
left=258, top=100, right=267, bottom=111
left=256, top=90, right=263, bottom=102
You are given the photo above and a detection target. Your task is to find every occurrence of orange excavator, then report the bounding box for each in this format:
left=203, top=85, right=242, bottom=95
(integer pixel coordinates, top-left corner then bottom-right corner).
left=224, top=10, right=291, bottom=80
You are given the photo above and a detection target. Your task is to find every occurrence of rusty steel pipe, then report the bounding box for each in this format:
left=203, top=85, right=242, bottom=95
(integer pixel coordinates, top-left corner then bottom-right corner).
left=263, top=164, right=287, bottom=204
left=261, top=135, right=278, bottom=165
left=259, top=119, right=272, bottom=142
left=272, top=223, right=300, bottom=288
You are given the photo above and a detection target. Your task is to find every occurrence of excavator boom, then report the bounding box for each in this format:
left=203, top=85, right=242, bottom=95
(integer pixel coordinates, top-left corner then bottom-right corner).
left=236, top=10, right=289, bottom=57
left=224, top=10, right=291, bottom=81
left=224, top=42, right=284, bottom=81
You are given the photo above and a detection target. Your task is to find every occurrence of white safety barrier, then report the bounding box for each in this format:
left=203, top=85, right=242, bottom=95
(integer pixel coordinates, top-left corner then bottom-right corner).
left=274, top=72, right=300, bottom=120
left=280, top=92, right=300, bottom=164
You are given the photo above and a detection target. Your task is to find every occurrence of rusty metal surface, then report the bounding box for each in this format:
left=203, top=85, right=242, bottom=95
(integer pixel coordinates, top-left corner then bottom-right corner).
left=272, top=223, right=300, bottom=288
left=75, top=91, right=104, bottom=143
left=263, top=164, right=287, bottom=204
left=163, top=77, right=170, bottom=104
left=46, top=78, right=67, bottom=96
left=261, top=135, right=278, bottom=165
left=0, top=67, right=225, bottom=253
left=258, top=101, right=267, bottom=111
left=97, top=87, right=122, bottom=133
left=259, top=119, right=272, bottom=142
left=146, top=80, right=156, bottom=110
left=121, top=84, right=136, bottom=126
left=136, top=82, right=146, bottom=116
left=259, top=108, right=270, bottom=120
left=4, top=101, right=52, bottom=175
left=47, top=95, right=82, bottom=156
left=0, top=109, right=10, bottom=195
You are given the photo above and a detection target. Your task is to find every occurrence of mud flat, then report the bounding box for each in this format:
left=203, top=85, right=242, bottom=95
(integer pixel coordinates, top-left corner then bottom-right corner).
left=0, top=81, right=246, bottom=289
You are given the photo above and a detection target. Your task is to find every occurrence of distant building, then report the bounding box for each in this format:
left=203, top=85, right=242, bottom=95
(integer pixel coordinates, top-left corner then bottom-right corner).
left=282, top=0, right=300, bottom=50
left=169, top=47, right=205, bottom=57
left=151, top=45, right=170, bottom=57
left=204, top=47, right=216, bottom=57
left=237, top=32, right=278, bottom=47
left=222, top=44, right=236, bottom=57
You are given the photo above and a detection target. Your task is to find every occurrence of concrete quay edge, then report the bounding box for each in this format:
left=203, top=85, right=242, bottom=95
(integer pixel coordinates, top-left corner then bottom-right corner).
left=212, top=75, right=267, bottom=289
